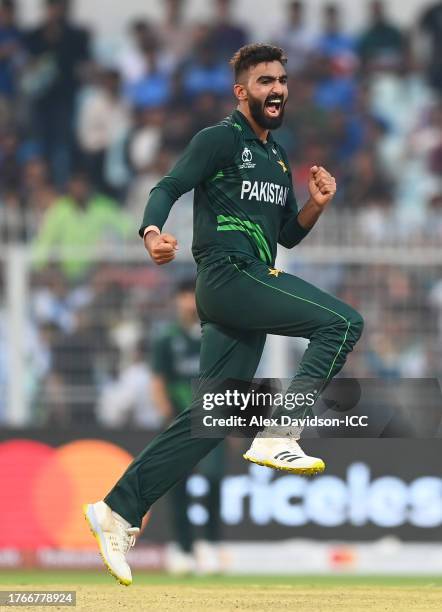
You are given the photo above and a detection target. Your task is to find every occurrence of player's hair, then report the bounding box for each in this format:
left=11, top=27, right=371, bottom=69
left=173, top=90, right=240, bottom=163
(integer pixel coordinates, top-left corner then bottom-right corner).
left=230, top=44, right=287, bottom=81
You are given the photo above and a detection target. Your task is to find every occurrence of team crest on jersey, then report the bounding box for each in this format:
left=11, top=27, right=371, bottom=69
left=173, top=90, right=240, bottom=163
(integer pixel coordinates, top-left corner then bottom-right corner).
left=277, top=159, right=288, bottom=173
left=268, top=267, right=283, bottom=277
left=239, top=147, right=256, bottom=169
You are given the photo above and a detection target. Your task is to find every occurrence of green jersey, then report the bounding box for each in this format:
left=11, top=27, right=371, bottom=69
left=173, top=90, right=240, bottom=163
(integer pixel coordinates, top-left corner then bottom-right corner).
left=139, top=109, right=310, bottom=267
left=151, top=323, right=200, bottom=414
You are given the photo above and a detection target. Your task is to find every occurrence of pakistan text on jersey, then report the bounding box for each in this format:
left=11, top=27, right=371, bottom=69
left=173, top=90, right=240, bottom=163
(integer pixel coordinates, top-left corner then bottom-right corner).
left=240, top=180, right=289, bottom=206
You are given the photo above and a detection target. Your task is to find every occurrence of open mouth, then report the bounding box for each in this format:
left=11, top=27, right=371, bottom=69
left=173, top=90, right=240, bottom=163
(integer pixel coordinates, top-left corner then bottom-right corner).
left=264, top=96, right=283, bottom=116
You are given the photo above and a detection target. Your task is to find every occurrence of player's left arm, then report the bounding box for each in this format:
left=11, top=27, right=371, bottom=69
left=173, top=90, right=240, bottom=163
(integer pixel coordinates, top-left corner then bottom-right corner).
left=279, top=164, right=336, bottom=248
left=298, top=165, right=336, bottom=229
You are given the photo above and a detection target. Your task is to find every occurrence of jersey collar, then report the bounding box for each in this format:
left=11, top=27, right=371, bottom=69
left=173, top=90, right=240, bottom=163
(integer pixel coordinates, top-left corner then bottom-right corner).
left=231, top=109, right=275, bottom=144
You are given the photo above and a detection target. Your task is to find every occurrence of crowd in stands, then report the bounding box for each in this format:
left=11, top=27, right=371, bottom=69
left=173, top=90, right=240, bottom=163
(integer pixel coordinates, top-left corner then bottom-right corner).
left=0, top=0, right=441, bottom=425
left=1, top=0, right=441, bottom=248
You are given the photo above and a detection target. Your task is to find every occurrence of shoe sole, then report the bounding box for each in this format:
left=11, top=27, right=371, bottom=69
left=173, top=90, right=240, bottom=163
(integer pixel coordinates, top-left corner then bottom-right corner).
left=82, top=504, right=131, bottom=586
left=243, top=454, right=325, bottom=475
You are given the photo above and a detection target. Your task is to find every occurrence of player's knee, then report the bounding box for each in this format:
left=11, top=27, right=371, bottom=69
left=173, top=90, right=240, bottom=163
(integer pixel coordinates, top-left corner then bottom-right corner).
left=320, top=309, right=364, bottom=346
left=348, top=310, right=364, bottom=344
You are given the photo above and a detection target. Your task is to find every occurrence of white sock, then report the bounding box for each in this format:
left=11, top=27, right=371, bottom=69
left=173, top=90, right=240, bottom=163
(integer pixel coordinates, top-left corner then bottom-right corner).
left=112, top=510, right=132, bottom=529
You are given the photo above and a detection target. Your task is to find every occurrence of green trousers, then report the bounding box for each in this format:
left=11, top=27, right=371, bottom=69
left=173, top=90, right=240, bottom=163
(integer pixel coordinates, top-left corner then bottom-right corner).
left=105, top=256, right=363, bottom=528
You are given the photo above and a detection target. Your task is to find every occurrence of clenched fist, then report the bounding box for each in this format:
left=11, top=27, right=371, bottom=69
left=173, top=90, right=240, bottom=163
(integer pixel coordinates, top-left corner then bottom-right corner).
left=308, top=165, right=336, bottom=207
left=144, top=232, right=178, bottom=265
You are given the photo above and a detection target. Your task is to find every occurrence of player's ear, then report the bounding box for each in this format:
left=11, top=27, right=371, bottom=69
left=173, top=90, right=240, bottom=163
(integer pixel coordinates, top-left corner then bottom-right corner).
left=233, top=83, right=247, bottom=102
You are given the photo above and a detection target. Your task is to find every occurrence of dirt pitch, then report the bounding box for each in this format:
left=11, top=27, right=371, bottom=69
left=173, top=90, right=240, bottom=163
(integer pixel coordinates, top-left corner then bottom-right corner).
left=4, top=582, right=441, bottom=612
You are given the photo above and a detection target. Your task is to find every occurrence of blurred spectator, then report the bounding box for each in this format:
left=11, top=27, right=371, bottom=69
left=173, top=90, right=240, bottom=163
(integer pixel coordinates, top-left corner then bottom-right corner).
left=343, top=151, right=392, bottom=208
left=419, top=1, right=442, bottom=92
left=341, top=149, right=393, bottom=210
left=23, top=0, right=91, bottom=186
left=77, top=68, right=130, bottom=195
left=276, top=1, right=315, bottom=75
left=0, top=128, right=21, bottom=193
left=119, top=20, right=152, bottom=85
left=123, top=106, right=164, bottom=177
left=317, top=3, right=355, bottom=61
left=125, top=149, right=174, bottom=221
left=1, top=191, right=25, bottom=242
left=280, top=72, right=327, bottom=157
left=321, top=83, right=389, bottom=174
left=407, top=102, right=442, bottom=178
left=157, top=0, right=192, bottom=69
left=32, top=171, right=133, bottom=279
left=43, top=308, right=97, bottom=425
left=190, top=91, right=225, bottom=133
left=32, top=265, right=91, bottom=333
left=344, top=83, right=395, bottom=174
left=327, top=108, right=364, bottom=163
left=211, top=0, right=248, bottom=62
left=358, top=0, right=405, bottom=71
left=182, top=38, right=231, bottom=98
left=395, top=100, right=442, bottom=222
left=102, top=104, right=165, bottom=196
left=1, top=132, right=57, bottom=242
left=160, top=105, right=194, bottom=153
left=119, top=19, right=173, bottom=87
left=0, top=129, right=27, bottom=241
left=125, top=37, right=172, bottom=109
left=21, top=156, right=58, bottom=236
left=96, top=340, right=163, bottom=429
left=311, top=54, right=357, bottom=113
left=0, top=0, right=23, bottom=117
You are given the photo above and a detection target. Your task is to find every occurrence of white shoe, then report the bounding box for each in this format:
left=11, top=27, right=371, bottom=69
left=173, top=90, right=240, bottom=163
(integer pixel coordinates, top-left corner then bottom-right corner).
left=194, top=541, right=219, bottom=575
left=194, top=541, right=229, bottom=575
left=83, top=501, right=140, bottom=586
left=166, top=545, right=196, bottom=575
left=243, top=435, right=325, bottom=475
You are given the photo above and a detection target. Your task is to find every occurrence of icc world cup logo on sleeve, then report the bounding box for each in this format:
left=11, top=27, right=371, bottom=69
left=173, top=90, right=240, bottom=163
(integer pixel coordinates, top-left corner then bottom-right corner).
left=240, top=147, right=255, bottom=169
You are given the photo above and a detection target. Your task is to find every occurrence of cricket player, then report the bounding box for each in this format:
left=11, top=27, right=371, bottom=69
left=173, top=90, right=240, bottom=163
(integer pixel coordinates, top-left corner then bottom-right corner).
left=84, top=44, right=364, bottom=585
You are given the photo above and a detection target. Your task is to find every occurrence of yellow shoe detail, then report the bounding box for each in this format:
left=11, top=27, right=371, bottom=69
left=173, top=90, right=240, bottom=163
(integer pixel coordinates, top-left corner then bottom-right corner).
left=243, top=454, right=325, bottom=475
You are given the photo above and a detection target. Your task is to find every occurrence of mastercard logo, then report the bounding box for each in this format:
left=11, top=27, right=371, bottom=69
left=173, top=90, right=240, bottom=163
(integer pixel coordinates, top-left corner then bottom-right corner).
left=0, top=439, right=133, bottom=550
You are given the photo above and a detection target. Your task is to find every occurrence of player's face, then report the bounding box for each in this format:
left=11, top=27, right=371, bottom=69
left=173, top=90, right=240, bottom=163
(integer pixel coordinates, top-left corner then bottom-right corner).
left=176, top=291, right=197, bottom=323
left=245, top=61, right=288, bottom=129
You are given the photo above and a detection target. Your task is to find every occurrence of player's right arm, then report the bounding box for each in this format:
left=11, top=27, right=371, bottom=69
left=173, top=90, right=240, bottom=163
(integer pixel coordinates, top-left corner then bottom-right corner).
left=140, top=125, right=237, bottom=265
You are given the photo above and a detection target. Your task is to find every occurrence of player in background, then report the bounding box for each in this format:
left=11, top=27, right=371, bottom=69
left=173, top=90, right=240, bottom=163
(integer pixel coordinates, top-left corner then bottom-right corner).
left=84, top=43, right=364, bottom=585
left=151, top=279, right=225, bottom=574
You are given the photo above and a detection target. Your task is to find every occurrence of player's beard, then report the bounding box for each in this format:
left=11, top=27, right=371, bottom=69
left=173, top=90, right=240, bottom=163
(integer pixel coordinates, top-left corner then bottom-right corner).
left=248, top=92, right=286, bottom=130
